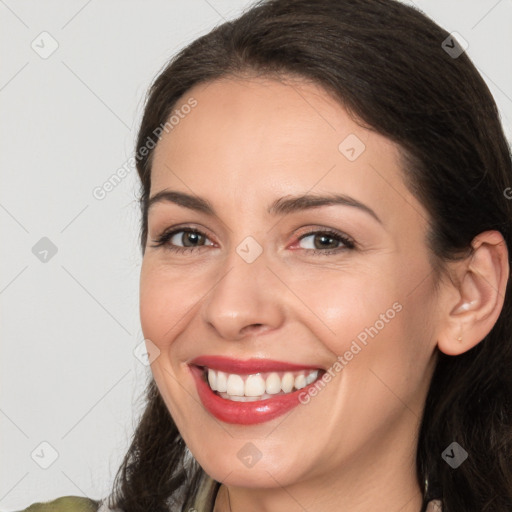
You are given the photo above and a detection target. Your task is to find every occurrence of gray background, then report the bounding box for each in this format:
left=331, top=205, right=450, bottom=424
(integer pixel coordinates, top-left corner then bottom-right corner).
left=1, top=0, right=511, bottom=509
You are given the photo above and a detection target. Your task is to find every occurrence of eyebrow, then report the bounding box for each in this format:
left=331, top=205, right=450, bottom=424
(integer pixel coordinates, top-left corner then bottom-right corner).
left=147, top=189, right=382, bottom=224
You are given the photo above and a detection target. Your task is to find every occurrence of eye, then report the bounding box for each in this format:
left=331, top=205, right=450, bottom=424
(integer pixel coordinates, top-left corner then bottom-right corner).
left=150, top=227, right=214, bottom=253
left=149, top=225, right=355, bottom=256
left=295, top=229, right=355, bottom=255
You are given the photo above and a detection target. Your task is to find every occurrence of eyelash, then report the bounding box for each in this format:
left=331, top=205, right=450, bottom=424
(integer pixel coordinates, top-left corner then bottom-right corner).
left=150, top=226, right=356, bottom=256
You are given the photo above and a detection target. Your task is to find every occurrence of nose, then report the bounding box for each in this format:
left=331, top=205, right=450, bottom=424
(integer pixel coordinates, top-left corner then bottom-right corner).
left=201, top=251, right=286, bottom=341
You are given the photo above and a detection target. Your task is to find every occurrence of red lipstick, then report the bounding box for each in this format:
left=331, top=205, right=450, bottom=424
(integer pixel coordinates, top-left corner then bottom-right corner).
left=188, top=356, right=324, bottom=425
left=189, top=355, right=321, bottom=374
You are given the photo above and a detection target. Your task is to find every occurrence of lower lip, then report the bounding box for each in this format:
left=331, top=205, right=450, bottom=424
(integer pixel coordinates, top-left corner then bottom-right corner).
left=189, top=365, right=321, bottom=425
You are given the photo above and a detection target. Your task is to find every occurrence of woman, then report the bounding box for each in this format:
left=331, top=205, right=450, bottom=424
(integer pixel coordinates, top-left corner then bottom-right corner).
left=16, top=0, right=512, bottom=510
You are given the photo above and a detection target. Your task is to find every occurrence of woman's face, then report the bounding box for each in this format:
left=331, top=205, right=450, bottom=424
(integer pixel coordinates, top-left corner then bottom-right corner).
left=140, top=76, right=441, bottom=493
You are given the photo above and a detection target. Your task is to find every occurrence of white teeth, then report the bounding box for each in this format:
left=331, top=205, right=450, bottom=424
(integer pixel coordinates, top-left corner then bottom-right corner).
left=245, top=374, right=266, bottom=397
left=226, top=394, right=261, bottom=402
left=207, top=369, right=216, bottom=390
left=294, top=374, right=306, bottom=390
left=281, top=372, right=294, bottom=393
left=216, top=371, right=228, bottom=392
left=306, top=370, right=318, bottom=385
left=218, top=392, right=274, bottom=402
left=226, top=374, right=245, bottom=396
left=205, top=367, right=322, bottom=399
left=265, top=372, right=281, bottom=394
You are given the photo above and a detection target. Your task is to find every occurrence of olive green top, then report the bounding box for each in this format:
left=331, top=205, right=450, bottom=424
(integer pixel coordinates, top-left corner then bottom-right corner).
left=13, top=492, right=442, bottom=511
left=12, top=477, right=216, bottom=512
left=14, top=496, right=100, bottom=512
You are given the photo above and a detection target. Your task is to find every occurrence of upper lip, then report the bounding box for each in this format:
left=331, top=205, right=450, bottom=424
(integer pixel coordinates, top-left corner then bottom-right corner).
left=189, top=355, right=322, bottom=374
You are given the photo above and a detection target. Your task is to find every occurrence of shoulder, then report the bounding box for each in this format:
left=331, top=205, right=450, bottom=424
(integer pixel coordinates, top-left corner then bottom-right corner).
left=15, top=496, right=100, bottom=512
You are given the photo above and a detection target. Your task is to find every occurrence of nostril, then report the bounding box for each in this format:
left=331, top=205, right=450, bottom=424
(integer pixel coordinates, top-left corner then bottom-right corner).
left=242, top=324, right=267, bottom=335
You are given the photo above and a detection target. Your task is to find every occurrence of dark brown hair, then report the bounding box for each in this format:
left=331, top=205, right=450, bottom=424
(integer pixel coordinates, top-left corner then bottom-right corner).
left=106, top=0, right=512, bottom=510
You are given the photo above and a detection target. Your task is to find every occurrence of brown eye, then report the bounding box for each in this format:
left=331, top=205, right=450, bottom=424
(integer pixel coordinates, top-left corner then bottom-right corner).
left=175, top=230, right=207, bottom=247
left=150, top=228, right=214, bottom=253
left=296, top=229, right=355, bottom=255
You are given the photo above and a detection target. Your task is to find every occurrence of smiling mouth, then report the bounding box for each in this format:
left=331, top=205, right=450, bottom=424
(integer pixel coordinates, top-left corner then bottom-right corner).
left=189, top=358, right=328, bottom=424
left=199, top=366, right=325, bottom=402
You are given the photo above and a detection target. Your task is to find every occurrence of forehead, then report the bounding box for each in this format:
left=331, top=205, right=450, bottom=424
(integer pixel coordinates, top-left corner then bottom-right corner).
left=153, top=76, right=373, bottom=169
left=149, top=76, right=426, bottom=227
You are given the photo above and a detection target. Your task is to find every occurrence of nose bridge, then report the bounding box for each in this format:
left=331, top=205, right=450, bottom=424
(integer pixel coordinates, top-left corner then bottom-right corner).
left=201, top=239, right=284, bottom=340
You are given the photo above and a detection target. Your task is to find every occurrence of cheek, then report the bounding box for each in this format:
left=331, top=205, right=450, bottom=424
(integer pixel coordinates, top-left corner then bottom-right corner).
left=286, top=265, right=403, bottom=356
left=139, top=273, right=168, bottom=346
left=326, top=262, right=438, bottom=417
left=139, top=261, right=198, bottom=347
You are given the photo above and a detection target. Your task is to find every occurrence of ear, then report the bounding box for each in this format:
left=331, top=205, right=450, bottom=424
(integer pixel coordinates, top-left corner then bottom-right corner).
left=436, top=230, right=509, bottom=356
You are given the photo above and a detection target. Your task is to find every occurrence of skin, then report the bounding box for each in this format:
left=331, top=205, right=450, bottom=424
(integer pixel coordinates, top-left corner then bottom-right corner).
left=139, top=76, right=509, bottom=512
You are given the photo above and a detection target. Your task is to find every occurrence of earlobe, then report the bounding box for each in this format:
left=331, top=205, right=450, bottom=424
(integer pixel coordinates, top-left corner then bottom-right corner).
left=437, top=230, right=509, bottom=356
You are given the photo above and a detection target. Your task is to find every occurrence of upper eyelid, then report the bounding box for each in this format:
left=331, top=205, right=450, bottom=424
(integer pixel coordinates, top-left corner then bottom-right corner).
left=157, top=224, right=215, bottom=241
left=155, top=225, right=354, bottom=248
left=156, top=224, right=344, bottom=237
